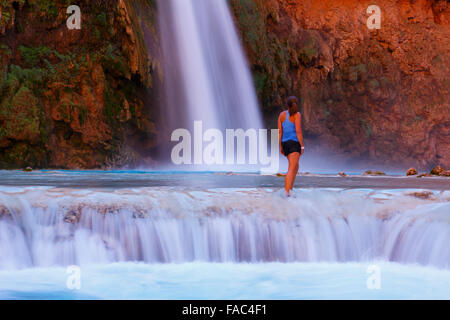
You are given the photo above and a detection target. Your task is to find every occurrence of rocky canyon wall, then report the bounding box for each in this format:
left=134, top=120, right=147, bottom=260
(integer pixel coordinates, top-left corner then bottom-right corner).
left=0, top=0, right=160, bottom=168
left=230, top=0, right=449, bottom=169
left=0, top=0, right=448, bottom=170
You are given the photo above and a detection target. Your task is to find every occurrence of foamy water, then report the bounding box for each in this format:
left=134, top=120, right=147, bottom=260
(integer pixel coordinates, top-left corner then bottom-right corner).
left=0, top=187, right=449, bottom=269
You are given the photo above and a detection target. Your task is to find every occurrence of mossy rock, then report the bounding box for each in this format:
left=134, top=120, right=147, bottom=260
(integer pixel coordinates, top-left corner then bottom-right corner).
left=298, top=35, right=319, bottom=66
left=0, top=85, right=41, bottom=142
left=368, top=79, right=380, bottom=90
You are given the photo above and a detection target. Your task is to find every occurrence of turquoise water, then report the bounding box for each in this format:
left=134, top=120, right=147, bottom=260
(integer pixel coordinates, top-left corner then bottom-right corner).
left=0, top=170, right=448, bottom=189
left=1, top=262, right=449, bottom=300
left=0, top=171, right=449, bottom=300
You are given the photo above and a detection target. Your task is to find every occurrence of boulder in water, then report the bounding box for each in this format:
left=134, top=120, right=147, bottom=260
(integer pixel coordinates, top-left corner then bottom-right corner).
left=406, top=168, right=418, bottom=176
left=22, top=167, right=33, bottom=172
left=430, top=166, right=445, bottom=175
left=339, top=172, right=347, bottom=177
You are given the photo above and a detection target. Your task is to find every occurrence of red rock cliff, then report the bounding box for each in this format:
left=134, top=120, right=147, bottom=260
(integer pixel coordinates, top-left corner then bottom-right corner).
left=0, top=0, right=160, bottom=169
left=231, top=0, right=449, bottom=169
left=0, top=0, right=448, bottom=170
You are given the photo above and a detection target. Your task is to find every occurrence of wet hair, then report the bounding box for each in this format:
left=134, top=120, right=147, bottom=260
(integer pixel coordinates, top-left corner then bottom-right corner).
left=287, top=96, right=299, bottom=116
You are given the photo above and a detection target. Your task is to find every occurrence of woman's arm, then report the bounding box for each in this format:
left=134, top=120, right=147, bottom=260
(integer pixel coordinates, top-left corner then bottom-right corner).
left=278, top=113, right=284, bottom=155
left=295, top=113, right=304, bottom=155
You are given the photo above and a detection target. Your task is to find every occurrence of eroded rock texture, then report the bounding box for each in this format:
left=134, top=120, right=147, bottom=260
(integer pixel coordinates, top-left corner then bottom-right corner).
left=231, top=0, right=449, bottom=169
left=0, top=0, right=160, bottom=168
left=0, top=0, right=448, bottom=170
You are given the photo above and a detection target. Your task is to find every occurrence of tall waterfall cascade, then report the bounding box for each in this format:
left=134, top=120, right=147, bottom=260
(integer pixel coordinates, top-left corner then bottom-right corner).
left=157, top=0, right=263, bottom=132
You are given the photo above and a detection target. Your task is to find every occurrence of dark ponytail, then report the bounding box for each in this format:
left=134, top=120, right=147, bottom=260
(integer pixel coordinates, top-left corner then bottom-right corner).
left=287, top=96, right=299, bottom=116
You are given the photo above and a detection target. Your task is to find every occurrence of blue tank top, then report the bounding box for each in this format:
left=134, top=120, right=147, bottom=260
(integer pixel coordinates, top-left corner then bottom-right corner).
left=282, top=111, right=299, bottom=143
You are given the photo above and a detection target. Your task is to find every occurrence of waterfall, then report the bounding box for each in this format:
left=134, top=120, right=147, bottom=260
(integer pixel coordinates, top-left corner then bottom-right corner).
left=157, top=0, right=263, bottom=132
left=1, top=187, right=449, bottom=269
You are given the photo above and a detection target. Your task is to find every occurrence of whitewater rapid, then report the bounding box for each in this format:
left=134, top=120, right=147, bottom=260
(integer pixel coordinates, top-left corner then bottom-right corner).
left=0, top=187, right=449, bottom=269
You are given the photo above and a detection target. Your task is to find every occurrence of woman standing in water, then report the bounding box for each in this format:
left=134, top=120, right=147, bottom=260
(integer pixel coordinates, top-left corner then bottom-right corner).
left=278, top=96, right=304, bottom=197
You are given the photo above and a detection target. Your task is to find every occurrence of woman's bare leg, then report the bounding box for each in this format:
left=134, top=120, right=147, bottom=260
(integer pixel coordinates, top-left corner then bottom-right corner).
left=289, top=153, right=300, bottom=191
left=285, top=152, right=300, bottom=196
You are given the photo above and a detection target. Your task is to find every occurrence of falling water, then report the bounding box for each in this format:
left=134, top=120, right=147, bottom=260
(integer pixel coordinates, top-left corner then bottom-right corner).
left=1, top=187, right=449, bottom=270
left=157, top=0, right=263, bottom=132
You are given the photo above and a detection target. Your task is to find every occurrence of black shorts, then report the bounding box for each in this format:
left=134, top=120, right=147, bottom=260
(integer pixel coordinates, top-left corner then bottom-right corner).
left=282, top=140, right=302, bottom=157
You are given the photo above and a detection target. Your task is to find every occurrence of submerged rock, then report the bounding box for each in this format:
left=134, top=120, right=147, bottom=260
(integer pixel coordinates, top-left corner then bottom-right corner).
left=407, top=191, right=435, bottom=200
left=338, top=172, right=347, bottom=177
left=364, top=170, right=386, bottom=176
left=63, top=207, right=82, bottom=224
left=0, top=205, right=11, bottom=217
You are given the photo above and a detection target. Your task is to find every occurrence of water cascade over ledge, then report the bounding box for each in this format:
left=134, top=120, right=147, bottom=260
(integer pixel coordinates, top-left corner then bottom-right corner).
left=0, top=187, right=449, bottom=270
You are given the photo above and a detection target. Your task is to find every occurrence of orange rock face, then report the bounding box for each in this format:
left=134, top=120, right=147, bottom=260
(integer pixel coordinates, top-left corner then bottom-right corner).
left=1, top=0, right=448, bottom=170
left=231, top=0, right=449, bottom=170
